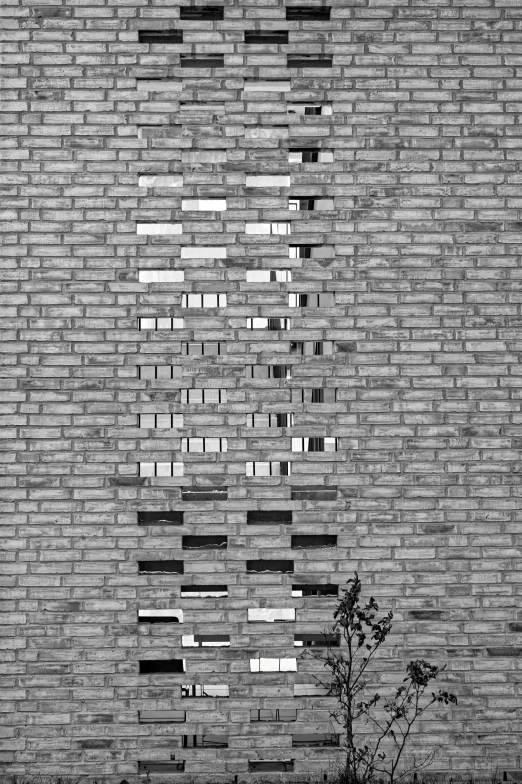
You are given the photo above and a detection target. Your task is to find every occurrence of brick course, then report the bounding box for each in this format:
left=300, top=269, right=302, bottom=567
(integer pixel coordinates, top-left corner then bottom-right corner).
left=2, top=0, right=522, bottom=779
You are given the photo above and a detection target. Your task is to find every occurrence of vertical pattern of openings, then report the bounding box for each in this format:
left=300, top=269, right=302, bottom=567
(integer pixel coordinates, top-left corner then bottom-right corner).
left=132, top=2, right=341, bottom=778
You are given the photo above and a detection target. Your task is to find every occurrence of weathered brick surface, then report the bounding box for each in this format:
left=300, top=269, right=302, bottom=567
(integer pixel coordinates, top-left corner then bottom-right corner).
left=2, top=0, right=522, bottom=779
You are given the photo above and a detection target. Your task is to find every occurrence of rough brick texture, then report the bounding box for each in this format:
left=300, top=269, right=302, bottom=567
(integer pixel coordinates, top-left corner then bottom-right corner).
left=2, top=0, right=522, bottom=779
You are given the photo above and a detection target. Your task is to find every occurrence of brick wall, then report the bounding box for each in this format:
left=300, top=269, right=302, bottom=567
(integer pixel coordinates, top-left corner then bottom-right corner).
left=2, top=0, right=522, bottom=779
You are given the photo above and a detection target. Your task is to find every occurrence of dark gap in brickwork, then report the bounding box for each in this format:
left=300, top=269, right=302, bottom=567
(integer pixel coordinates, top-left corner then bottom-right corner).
left=181, top=585, right=228, bottom=597
left=181, top=487, right=227, bottom=501
left=287, top=56, right=333, bottom=68
left=247, top=560, right=294, bottom=573
left=294, top=633, right=340, bottom=647
left=138, top=511, right=184, bottom=525
left=183, top=734, right=228, bottom=748
left=247, top=510, right=293, bottom=525
left=292, top=583, right=338, bottom=597
left=244, top=31, right=289, bottom=44
left=182, top=535, right=227, bottom=549
left=246, top=364, right=291, bottom=379
left=288, top=245, right=328, bottom=257
left=292, top=733, right=339, bottom=747
left=291, top=534, right=337, bottom=548
left=138, top=560, right=184, bottom=574
left=180, top=55, right=225, bottom=68
left=139, top=660, right=185, bottom=674
left=286, top=7, right=330, bottom=20
left=181, top=685, right=229, bottom=698
left=138, top=613, right=181, bottom=624
left=289, top=148, right=321, bottom=161
left=138, top=30, right=183, bottom=43
left=249, top=760, right=294, bottom=772
left=250, top=708, right=297, bottom=722
left=189, top=634, right=230, bottom=646
left=179, top=6, right=224, bottom=19
left=287, top=104, right=324, bottom=114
